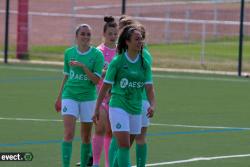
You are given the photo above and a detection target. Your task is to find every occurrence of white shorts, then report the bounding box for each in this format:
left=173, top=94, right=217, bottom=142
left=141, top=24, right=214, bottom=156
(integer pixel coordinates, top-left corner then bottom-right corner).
left=141, top=100, right=150, bottom=127
left=109, top=107, right=142, bottom=135
left=61, top=99, right=96, bottom=123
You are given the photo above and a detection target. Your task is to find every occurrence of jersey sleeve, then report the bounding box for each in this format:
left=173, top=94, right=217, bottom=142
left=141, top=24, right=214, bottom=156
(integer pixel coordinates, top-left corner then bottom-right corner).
left=93, top=49, right=104, bottom=78
left=63, top=50, right=70, bottom=75
left=143, top=48, right=153, bottom=66
left=144, top=61, right=153, bottom=85
left=104, top=56, right=119, bottom=84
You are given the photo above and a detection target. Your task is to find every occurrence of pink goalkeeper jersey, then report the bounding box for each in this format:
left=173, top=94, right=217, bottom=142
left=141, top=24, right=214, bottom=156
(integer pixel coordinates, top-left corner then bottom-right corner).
left=97, top=43, right=116, bottom=111
left=97, top=43, right=116, bottom=71
left=97, top=44, right=116, bottom=110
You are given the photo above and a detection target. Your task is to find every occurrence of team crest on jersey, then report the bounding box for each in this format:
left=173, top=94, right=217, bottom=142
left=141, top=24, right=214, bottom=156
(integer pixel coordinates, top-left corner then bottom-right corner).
left=89, top=58, right=95, bottom=64
left=63, top=106, right=67, bottom=112
left=116, top=123, right=122, bottom=129
left=120, top=78, right=129, bottom=88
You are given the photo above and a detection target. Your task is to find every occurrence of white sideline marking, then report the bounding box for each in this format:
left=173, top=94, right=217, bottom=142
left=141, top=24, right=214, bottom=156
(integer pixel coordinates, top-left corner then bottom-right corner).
left=0, top=117, right=250, bottom=130
left=0, top=117, right=62, bottom=122
left=154, top=74, right=250, bottom=83
left=0, top=119, right=248, bottom=165
left=0, top=64, right=249, bottom=83
left=131, top=154, right=250, bottom=166
left=1, top=58, right=249, bottom=77
left=0, top=65, right=62, bottom=72
left=150, top=123, right=250, bottom=130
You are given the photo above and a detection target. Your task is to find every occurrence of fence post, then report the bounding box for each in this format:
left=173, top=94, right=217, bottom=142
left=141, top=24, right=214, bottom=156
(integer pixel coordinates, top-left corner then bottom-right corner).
left=184, top=8, right=191, bottom=43
left=4, top=0, right=10, bottom=63
left=238, top=0, right=245, bottom=76
left=213, top=4, right=218, bottom=37
left=71, top=0, right=77, bottom=45
left=17, top=0, right=29, bottom=59
left=164, top=10, right=171, bottom=43
left=121, top=0, right=126, bottom=14
left=201, top=22, right=206, bottom=65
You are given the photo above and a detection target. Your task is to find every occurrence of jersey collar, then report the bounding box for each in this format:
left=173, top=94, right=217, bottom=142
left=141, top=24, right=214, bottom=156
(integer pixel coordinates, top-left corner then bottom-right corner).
left=125, top=51, right=140, bottom=63
left=76, top=46, right=92, bottom=55
left=103, top=43, right=116, bottom=51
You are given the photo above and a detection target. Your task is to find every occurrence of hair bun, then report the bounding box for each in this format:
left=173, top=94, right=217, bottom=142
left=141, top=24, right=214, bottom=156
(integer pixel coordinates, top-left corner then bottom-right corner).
left=104, top=16, right=115, bottom=23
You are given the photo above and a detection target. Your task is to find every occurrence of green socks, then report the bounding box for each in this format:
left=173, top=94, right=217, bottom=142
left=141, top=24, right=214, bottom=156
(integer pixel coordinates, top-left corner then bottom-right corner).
left=117, top=147, right=130, bottom=167
left=61, top=141, right=93, bottom=167
left=80, top=143, right=91, bottom=167
left=109, top=137, right=118, bottom=167
left=61, top=141, right=72, bottom=167
left=136, top=144, right=147, bottom=167
left=109, top=137, right=131, bottom=167
left=90, top=143, right=93, bottom=156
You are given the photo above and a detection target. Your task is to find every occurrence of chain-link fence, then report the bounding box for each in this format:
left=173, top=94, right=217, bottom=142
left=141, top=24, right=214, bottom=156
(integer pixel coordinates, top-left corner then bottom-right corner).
left=0, top=0, right=250, bottom=73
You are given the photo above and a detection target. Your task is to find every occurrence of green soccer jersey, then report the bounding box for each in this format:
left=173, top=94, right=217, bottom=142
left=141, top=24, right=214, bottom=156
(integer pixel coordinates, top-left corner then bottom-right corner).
left=62, top=46, right=104, bottom=101
left=142, top=48, right=153, bottom=101
left=104, top=52, right=153, bottom=115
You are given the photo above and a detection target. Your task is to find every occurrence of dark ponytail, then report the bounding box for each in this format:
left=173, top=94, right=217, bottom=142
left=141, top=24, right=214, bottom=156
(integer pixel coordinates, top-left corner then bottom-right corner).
left=140, top=46, right=146, bottom=71
left=117, top=25, right=138, bottom=55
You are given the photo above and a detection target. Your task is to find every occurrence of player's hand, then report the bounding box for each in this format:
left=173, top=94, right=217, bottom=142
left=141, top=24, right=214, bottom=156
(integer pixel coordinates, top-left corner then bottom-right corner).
left=147, top=106, right=154, bottom=118
left=55, top=99, right=61, bottom=112
left=69, top=61, right=84, bottom=68
left=92, top=110, right=100, bottom=124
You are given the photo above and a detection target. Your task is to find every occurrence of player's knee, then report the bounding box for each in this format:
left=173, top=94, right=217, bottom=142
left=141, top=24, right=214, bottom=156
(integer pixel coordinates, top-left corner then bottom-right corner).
left=135, top=134, right=146, bottom=144
left=81, top=133, right=91, bottom=143
left=105, top=130, right=112, bottom=137
left=95, top=126, right=105, bottom=136
left=64, top=132, right=74, bottom=141
left=119, top=142, right=130, bottom=148
left=117, top=138, right=130, bottom=148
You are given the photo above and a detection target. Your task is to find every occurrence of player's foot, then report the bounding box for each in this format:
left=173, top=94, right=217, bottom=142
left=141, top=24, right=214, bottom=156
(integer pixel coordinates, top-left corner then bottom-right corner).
left=75, top=156, right=93, bottom=167
left=86, top=156, right=93, bottom=167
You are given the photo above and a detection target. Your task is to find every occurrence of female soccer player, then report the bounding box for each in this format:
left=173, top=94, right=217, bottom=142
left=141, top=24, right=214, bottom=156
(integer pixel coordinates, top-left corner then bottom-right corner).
left=93, top=25, right=156, bottom=167
left=119, top=16, right=154, bottom=167
left=55, top=24, right=104, bottom=167
left=92, top=16, right=118, bottom=167
left=134, top=23, right=153, bottom=167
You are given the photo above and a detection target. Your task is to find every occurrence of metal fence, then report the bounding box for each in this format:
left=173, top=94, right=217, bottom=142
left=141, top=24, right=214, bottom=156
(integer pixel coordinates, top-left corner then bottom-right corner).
left=0, top=0, right=250, bottom=73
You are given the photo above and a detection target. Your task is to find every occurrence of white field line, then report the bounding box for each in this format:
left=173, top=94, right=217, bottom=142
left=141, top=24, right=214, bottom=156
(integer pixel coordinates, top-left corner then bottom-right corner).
left=152, top=67, right=238, bottom=76
left=0, top=58, right=63, bottom=66
left=0, top=117, right=62, bottom=122
left=131, top=154, right=250, bottom=166
left=0, top=65, right=62, bottom=72
left=0, top=117, right=250, bottom=130
left=1, top=10, right=250, bottom=25
left=0, top=62, right=249, bottom=83
left=0, top=119, right=248, bottom=165
left=73, top=0, right=250, bottom=10
left=153, top=74, right=250, bottom=83
left=150, top=123, right=250, bottom=130
left=1, top=58, right=248, bottom=77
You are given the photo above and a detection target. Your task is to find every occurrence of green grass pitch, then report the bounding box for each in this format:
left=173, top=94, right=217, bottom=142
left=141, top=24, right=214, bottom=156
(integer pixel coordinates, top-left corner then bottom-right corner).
left=0, top=63, right=250, bottom=166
